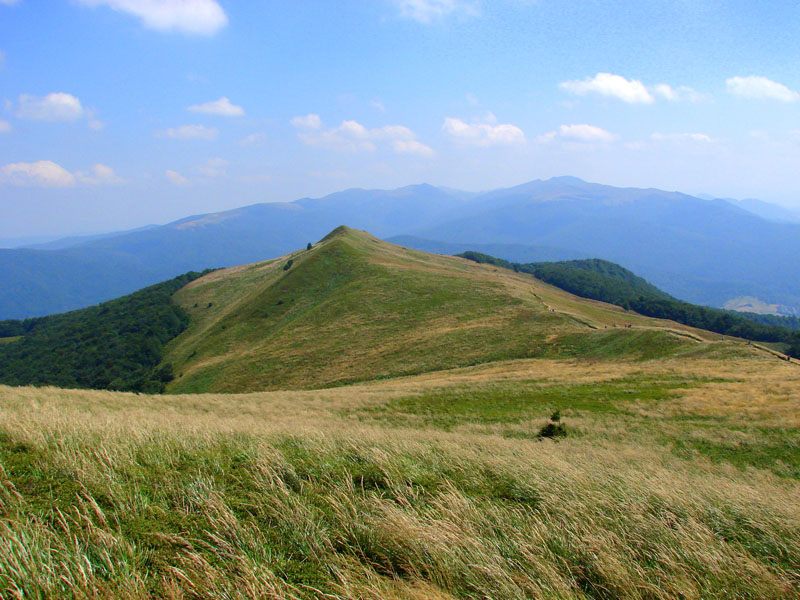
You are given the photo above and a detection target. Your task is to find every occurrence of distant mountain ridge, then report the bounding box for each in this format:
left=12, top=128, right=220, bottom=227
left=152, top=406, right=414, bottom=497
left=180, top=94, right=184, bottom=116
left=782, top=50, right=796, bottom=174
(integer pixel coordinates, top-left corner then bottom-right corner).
left=2, top=177, right=800, bottom=319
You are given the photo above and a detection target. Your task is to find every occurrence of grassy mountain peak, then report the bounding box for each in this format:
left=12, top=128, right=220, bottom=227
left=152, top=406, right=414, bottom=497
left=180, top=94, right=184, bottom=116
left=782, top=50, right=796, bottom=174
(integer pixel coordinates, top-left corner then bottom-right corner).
left=163, top=226, right=739, bottom=394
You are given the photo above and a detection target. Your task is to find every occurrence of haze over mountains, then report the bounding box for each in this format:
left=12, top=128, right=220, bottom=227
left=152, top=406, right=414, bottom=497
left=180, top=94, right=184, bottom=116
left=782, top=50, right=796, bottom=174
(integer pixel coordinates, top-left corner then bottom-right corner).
left=3, top=176, right=800, bottom=319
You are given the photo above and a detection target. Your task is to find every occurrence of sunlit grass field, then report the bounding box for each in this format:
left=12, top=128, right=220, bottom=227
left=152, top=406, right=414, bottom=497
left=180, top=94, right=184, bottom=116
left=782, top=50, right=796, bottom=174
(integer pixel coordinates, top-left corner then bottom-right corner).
left=2, top=354, right=799, bottom=599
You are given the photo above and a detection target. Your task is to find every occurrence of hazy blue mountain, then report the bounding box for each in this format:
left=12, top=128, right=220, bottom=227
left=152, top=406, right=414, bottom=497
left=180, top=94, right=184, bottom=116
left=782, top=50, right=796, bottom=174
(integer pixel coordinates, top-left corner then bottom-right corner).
left=387, top=236, right=587, bottom=263
left=3, top=176, right=800, bottom=319
left=722, top=197, right=800, bottom=224
left=23, top=225, right=159, bottom=250
left=411, top=178, right=800, bottom=312
left=0, top=188, right=470, bottom=318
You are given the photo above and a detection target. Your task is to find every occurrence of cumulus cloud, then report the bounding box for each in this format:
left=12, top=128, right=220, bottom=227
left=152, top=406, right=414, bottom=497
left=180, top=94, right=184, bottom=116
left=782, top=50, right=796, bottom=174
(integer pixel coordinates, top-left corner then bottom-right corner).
left=161, top=124, right=218, bottom=140
left=726, top=76, right=800, bottom=102
left=0, top=120, right=11, bottom=133
left=442, top=116, right=525, bottom=146
left=16, top=92, right=85, bottom=121
left=291, top=114, right=433, bottom=155
left=0, top=160, right=125, bottom=187
left=560, top=73, right=653, bottom=104
left=74, top=0, right=227, bottom=35
left=560, top=73, right=706, bottom=104
left=0, top=160, right=77, bottom=187
left=393, top=0, right=478, bottom=23
left=188, top=97, right=244, bottom=116
left=76, top=163, right=124, bottom=184
left=651, top=132, right=713, bottom=143
left=165, top=169, right=190, bottom=185
left=538, top=124, right=617, bottom=144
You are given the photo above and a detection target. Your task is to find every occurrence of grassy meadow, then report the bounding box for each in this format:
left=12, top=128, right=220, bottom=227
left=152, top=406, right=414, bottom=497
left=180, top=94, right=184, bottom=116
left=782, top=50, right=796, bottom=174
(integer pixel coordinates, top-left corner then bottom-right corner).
left=2, top=353, right=799, bottom=599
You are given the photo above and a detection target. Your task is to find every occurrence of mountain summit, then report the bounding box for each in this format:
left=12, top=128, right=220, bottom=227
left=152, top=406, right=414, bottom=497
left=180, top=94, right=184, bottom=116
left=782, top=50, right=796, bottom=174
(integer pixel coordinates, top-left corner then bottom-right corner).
left=162, top=227, right=720, bottom=393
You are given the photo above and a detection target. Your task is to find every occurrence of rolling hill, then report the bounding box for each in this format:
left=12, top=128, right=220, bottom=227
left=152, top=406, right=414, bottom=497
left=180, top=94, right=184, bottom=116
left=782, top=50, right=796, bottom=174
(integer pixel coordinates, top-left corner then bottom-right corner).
left=4, top=177, right=800, bottom=319
left=2, top=227, right=800, bottom=598
left=161, top=227, right=750, bottom=393
left=3, top=226, right=792, bottom=395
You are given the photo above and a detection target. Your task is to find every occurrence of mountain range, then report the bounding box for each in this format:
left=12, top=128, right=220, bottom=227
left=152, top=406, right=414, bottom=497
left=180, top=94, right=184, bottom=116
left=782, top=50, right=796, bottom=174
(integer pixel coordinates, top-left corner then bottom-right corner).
left=3, top=176, right=800, bottom=319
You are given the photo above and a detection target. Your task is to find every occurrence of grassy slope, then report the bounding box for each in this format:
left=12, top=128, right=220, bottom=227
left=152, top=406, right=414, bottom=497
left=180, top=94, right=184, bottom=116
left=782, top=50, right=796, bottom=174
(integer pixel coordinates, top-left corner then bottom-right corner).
left=1, top=353, right=799, bottom=599
left=164, top=227, right=734, bottom=393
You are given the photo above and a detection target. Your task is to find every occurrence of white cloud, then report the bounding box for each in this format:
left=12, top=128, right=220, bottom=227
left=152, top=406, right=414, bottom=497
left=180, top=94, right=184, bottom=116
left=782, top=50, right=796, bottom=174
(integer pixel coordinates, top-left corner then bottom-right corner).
left=290, top=113, right=322, bottom=130
left=74, top=0, right=227, bottom=35
left=188, top=97, right=244, bottom=117
left=16, top=92, right=85, bottom=121
left=651, top=132, right=713, bottom=143
left=0, top=1, right=20, bottom=5
left=560, top=73, right=654, bottom=104
left=538, top=124, right=617, bottom=144
left=0, top=120, right=11, bottom=133
left=442, top=116, right=525, bottom=146
left=0, top=160, right=77, bottom=187
left=76, top=163, right=124, bottom=184
left=651, top=84, right=706, bottom=103
left=161, top=124, right=218, bottom=140
left=292, top=115, right=432, bottom=155
left=197, top=157, right=228, bottom=176
left=560, top=73, right=708, bottom=104
left=165, top=169, right=190, bottom=185
left=726, top=76, right=800, bottom=102
left=239, top=132, right=265, bottom=146
left=393, top=139, right=435, bottom=157
left=393, top=0, right=478, bottom=23
left=0, top=50, right=5, bottom=68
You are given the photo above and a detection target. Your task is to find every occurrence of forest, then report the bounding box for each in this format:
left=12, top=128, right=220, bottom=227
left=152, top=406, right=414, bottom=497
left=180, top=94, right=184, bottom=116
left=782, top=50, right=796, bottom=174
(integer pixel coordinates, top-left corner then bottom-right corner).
left=0, top=270, right=211, bottom=393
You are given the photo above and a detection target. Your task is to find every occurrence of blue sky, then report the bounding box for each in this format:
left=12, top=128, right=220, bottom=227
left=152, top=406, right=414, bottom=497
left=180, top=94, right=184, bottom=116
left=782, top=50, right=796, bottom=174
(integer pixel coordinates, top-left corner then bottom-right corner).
left=1, top=0, right=800, bottom=238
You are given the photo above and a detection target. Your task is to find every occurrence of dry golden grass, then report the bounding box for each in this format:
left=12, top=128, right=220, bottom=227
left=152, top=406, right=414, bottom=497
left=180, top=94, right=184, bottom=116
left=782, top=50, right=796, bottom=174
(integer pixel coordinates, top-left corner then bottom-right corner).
left=1, top=351, right=799, bottom=598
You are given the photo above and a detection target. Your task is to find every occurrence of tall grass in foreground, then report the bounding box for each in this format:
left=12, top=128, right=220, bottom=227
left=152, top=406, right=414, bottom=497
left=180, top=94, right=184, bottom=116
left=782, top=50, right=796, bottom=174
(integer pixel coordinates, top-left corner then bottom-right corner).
left=1, top=363, right=799, bottom=599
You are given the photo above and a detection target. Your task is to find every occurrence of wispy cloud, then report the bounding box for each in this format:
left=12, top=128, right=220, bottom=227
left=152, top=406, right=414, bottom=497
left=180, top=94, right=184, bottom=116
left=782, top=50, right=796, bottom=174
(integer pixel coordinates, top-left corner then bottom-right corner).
left=442, top=116, right=525, bottom=146
left=0, top=120, right=11, bottom=133
left=291, top=114, right=434, bottom=156
left=726, top=75, right=799, bottom=102
left=188, top=97, right=244, bottom=117
left=160, top=124, right=219, bottom=140
left=651, top=132, right=713, bottom=143
left=165, top=169, right=190, bottom=185
left=393, top=0, right=479, bottom=24
left=560, top=73, right=705, bottom=104
left=0, top=160, right=122, bottom=187
left=538, top=124, right=617, bottom=144
left=197, top=157, right=228, bottom=176
left=239, top=132, right=265, bottom=146
left=76, top=163, right=124, bottom=185
left=74, top=0, right=228, bottom=35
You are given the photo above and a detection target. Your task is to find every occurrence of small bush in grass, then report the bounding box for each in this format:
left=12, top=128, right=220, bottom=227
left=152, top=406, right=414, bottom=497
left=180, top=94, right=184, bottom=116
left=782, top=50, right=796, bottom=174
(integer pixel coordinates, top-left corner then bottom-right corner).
left=538, top=409, right=567, bottom=439
left=284, top=259, right=294, bottom=271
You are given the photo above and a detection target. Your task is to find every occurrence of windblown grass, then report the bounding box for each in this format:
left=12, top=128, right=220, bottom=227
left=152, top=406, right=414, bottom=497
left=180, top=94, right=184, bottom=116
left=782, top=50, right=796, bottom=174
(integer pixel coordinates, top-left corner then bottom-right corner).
left=1, top=353, right=799, bottom=598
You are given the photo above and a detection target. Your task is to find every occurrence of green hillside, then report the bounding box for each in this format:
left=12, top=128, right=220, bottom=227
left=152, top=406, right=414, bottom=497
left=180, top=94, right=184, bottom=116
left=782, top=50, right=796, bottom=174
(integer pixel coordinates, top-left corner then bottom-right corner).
left=0, top=227, right=762, bottom=395
left=163, top=227, right=737, bottom=394
left=0, top=271, right=208, bottom=392
left=459, top=252, right=800, bottom=356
